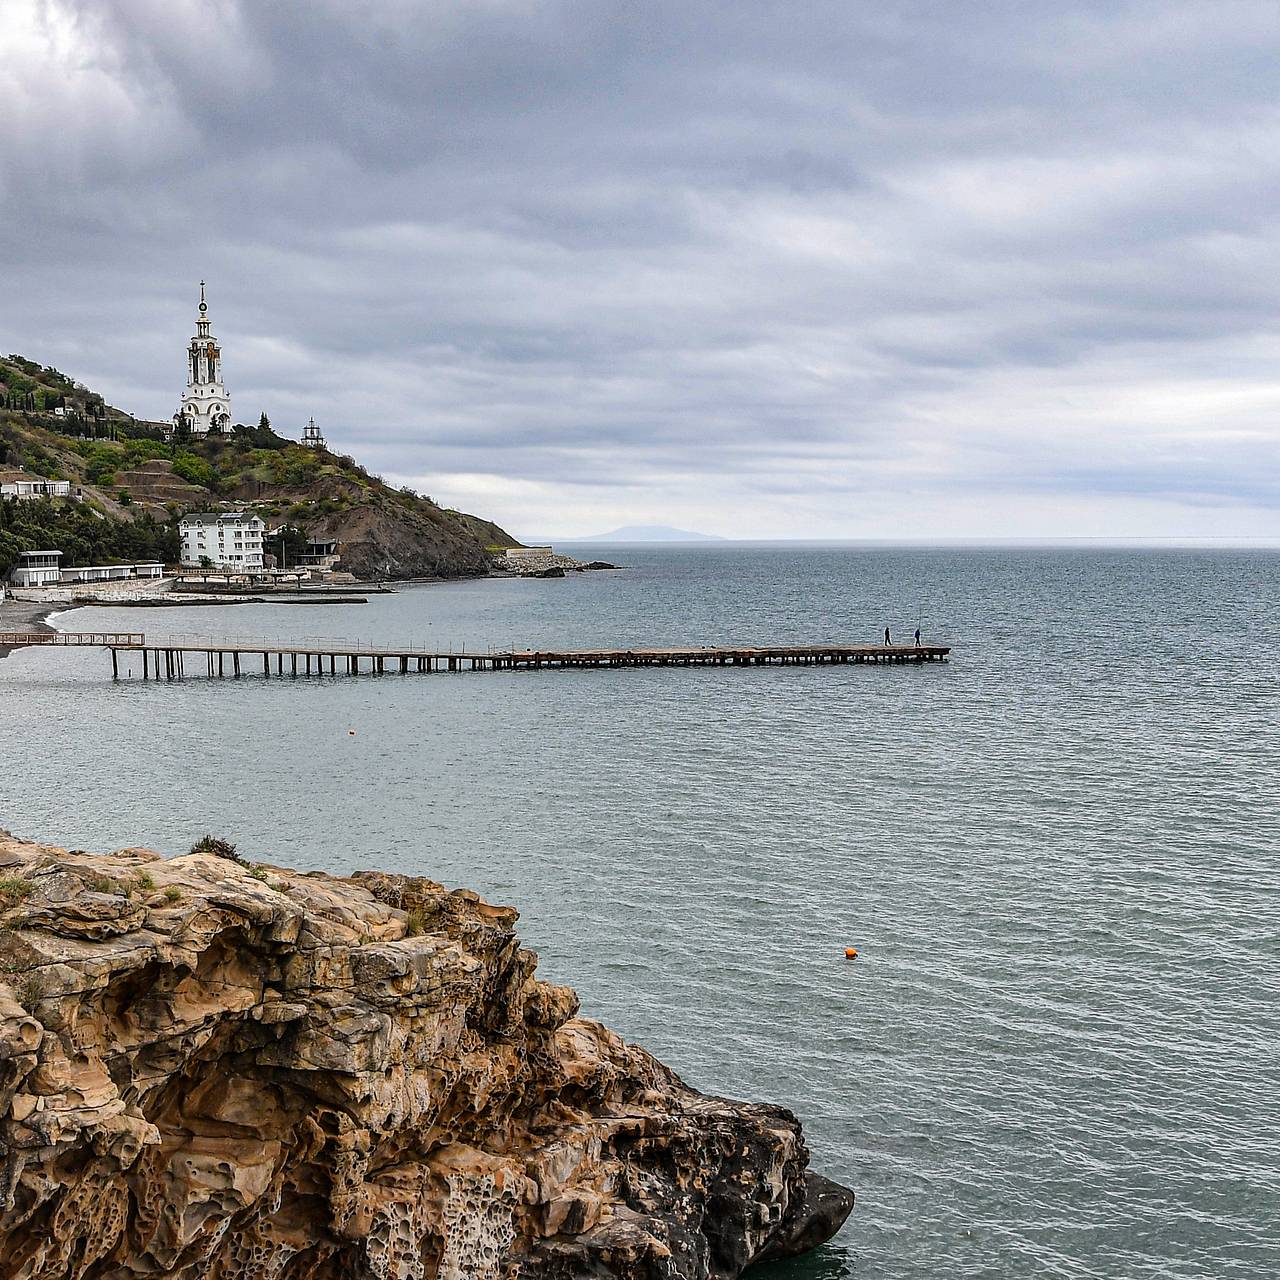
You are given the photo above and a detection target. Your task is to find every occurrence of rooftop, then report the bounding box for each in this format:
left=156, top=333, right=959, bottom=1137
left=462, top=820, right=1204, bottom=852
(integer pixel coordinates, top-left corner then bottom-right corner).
left=180, top=511, right=263, bottom=525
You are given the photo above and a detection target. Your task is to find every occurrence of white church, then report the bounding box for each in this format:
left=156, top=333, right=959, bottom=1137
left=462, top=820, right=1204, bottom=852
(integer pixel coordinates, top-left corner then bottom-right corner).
left=174, top=282, right=232, bottom=435
left=170, top=284, right=327, bottom=448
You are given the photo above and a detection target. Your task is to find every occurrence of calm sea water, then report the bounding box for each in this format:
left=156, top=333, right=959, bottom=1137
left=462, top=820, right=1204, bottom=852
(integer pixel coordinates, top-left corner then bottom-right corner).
left=1, top=545, right=1277, bottom=1279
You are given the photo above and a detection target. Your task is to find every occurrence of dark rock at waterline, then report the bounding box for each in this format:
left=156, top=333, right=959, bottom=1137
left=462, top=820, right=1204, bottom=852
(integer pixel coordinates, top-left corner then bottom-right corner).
left=531, top=565, right=567, bottom=577
left=750, top=1173, right=857, bottom=1266
left=581, top=561, right=619, bottom=570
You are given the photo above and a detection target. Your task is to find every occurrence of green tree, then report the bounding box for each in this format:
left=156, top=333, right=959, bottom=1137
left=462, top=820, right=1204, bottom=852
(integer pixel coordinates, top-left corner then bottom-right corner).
left=85, top=445, right=123, bottom=484
left=268, top=524, right=309, bottom=567
left=172, top=452, right=216, bottom=489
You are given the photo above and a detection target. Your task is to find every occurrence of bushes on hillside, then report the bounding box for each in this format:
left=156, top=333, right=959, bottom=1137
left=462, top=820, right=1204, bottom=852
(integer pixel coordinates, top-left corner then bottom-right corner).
left=230, top=415, right=289, bottom=450
left=80, top=439, right=178, bottom=485
left=0, top=497, right=178, bottom=575
left=172, top=451, right=216, bottom=489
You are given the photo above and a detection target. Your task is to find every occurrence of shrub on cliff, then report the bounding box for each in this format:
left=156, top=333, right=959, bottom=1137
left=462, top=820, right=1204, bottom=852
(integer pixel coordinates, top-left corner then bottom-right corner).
left=188, top=835, right=245, bottom=864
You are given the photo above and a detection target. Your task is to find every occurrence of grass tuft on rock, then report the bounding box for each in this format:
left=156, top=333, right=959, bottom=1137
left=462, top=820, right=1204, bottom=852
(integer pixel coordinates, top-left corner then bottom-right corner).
left=0, top=878, right=34, bottom=905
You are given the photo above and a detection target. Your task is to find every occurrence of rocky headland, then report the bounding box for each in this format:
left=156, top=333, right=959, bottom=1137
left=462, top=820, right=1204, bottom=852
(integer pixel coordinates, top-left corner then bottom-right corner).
left=492, top=551, right=620, bottom=578
left=1, top=356, right=524, bottom=585
left=0, top=831, right=852, bottom=1279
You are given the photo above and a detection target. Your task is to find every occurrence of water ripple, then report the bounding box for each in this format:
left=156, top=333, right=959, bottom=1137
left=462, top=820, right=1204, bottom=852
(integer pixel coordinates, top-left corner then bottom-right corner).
left=1, top=545, right=1277, bottom=1279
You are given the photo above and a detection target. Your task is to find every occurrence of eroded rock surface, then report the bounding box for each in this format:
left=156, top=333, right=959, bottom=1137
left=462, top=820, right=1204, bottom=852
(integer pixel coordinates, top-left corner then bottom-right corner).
left=0, top=832, right=852, bottom=1279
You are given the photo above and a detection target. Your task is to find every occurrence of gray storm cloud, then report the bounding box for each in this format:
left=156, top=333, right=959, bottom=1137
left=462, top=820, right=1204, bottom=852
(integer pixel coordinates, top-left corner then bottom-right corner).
left=1, top=0, right=1277, bottom=537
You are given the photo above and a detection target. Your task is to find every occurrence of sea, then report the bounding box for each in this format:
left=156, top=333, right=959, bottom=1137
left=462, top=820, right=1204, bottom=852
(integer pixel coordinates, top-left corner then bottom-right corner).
left=1, top=543, right=1276, bottom=1280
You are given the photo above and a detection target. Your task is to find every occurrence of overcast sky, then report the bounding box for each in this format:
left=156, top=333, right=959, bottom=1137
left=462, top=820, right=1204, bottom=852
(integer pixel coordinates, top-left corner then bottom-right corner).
left=3, top=1, right=1279, bottom=539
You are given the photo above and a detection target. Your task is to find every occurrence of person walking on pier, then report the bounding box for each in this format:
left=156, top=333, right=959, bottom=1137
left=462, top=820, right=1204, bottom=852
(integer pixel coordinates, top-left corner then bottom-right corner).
left=884, top=627, right=891, bottom=646
left=914, top=627, right=921, bottom=647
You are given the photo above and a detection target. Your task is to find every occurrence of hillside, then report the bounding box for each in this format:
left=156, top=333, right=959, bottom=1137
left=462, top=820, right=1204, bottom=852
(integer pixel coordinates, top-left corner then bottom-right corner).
left=0, top=354, right=521, bottom=579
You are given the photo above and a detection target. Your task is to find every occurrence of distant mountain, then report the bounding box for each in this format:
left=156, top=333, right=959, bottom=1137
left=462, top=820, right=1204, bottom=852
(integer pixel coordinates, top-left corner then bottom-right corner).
left=547, top=524, right=725, bottom=543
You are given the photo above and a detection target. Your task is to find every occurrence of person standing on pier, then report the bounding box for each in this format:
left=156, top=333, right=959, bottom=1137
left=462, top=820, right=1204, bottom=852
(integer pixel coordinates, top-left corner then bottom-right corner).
left=914, top=628, right=921, bottom=647
left=884, top=627, right=891, bottom=646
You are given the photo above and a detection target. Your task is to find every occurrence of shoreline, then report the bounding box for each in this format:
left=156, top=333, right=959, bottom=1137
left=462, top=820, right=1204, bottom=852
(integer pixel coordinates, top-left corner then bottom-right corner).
left=0, top=561, right=620, bottom=659
left=0, top=598, right=57, bottom=657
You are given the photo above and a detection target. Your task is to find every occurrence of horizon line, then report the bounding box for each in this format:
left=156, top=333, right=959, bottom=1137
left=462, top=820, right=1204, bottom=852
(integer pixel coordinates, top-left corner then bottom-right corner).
left=534, top=535, right=1280, bottom=545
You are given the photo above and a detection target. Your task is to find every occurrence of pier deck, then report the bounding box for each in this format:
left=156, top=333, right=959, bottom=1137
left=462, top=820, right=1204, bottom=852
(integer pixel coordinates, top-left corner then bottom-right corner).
left=0, top=631, right=144, bottom=647
left=2, top=632, right=950, bottom=679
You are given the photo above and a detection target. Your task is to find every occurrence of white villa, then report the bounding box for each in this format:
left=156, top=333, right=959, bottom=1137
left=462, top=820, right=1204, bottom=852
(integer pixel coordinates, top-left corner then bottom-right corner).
left=179, top=512, right=265, bottom=569
left=0, top=470, right=74, bottom=501
left=173, top=282, right=232, bottom=435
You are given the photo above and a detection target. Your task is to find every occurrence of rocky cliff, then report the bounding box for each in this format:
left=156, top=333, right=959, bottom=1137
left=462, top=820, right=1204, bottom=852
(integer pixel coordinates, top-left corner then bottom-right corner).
left=302, top=502, right=495, bottom=581
left=0, top=832, right=852, bottom=1280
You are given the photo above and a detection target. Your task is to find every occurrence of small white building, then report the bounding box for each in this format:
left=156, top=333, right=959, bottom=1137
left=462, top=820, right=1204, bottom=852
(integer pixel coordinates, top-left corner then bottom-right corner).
left=0, top=471, right=73, bottom=500
left=180, top=512, right=265, bottom=569
left=9, top=551, right=63, bottom=587
left=7, top=554, right=166, bottom=587
left=60, top=563, right=165, bottom=584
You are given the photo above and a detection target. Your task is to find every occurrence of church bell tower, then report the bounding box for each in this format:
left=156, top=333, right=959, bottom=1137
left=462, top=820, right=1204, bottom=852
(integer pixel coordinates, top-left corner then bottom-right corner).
left=175, top=282, right=232, bottom=435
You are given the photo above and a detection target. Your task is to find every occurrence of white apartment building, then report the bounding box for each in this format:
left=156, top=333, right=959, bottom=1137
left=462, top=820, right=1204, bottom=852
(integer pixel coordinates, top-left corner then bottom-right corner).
left=179, top=512, right=265, bottom=569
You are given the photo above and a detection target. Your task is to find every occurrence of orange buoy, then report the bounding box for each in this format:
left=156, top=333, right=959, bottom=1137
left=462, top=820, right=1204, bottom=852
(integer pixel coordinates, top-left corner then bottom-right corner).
left=844, top=947, right=858, bottom=959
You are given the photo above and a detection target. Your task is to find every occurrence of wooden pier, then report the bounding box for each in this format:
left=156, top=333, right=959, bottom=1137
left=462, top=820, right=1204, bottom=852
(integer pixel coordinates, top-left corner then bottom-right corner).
left=2, top=632, right=950, bottom=680
left=108, top=638, right=950, bottom=679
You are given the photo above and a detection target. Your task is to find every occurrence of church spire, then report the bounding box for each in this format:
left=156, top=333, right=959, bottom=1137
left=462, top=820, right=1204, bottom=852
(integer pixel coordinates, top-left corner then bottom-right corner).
left=196, top=280, right=211, bottom=338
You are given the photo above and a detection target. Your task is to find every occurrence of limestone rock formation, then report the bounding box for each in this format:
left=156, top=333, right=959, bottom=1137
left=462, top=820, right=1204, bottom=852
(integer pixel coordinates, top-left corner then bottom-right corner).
left=0, top=832, right=852, bottom=1279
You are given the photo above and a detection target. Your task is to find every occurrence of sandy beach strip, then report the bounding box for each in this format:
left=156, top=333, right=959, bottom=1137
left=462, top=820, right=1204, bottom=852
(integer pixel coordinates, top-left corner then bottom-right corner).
left=0, top=597, right=59, bottom=657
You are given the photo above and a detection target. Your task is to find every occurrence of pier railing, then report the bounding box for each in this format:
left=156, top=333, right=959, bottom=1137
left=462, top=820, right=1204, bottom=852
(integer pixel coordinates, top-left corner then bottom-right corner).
left=0, top=631, right=145, bottom=648
left=110, top=632, right=481, bottom=657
